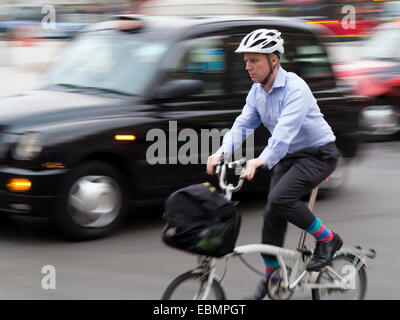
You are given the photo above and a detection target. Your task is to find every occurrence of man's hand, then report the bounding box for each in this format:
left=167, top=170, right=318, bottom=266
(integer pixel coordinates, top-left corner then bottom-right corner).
left=245, top=158, right=267, bottom=180
left=206, top=152, right=223, bottom=175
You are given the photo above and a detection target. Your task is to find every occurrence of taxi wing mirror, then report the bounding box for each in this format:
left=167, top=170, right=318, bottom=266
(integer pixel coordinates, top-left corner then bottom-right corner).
left=155, top=79, right=203, bottom=100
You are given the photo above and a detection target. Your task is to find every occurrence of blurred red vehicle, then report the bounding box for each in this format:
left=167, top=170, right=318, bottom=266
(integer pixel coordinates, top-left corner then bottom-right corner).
left=334, top=21, right=400, bottom=136
left=278, top=0, right=382, bottom=41
left=309, top=18, right=379, bottom=41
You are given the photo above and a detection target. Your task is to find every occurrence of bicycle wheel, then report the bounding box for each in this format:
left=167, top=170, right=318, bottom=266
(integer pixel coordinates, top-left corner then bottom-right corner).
left=267, top=267, right=294, bottom=300
left=312, top=254, right=367, bottom=300
left=161, top=271, right=226, bottom=300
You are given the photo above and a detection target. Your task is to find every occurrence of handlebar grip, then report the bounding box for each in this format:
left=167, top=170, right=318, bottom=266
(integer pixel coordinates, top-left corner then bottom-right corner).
left=214, top=154, right=225, bottom=176
left=218, top=154, right=225, bottom=165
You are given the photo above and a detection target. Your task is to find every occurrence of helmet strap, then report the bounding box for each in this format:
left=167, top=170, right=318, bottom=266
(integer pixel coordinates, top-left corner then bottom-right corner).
left=261, top=54, right=277, bottom=86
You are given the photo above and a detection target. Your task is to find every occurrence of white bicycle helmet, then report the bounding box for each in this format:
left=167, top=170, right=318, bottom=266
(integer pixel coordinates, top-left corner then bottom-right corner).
left=235, top=29, right=284, bottom=55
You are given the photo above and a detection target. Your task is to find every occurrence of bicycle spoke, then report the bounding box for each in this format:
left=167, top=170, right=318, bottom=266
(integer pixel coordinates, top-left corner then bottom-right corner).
left=312, top=255, right=367, bottom=300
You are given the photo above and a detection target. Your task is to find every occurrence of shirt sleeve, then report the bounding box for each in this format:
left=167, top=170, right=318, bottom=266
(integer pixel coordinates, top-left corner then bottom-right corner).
left=217, top=88, right=261, bottom=159
left=259, top=83, right=313, bottom=169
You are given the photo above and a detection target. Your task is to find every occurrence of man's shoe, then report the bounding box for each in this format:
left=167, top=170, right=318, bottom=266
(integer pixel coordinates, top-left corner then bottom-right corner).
left=242, top=279, right=268, bottom=300
left=306, top=233, right=343, bottom=272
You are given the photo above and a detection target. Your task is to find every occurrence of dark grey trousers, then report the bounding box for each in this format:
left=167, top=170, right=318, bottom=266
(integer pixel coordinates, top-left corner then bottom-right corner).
left=261, top=142, right=339, bottom=260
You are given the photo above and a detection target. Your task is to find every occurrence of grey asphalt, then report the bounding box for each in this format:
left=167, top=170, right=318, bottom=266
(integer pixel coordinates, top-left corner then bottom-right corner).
left=0, top=141, right=398, bottom=299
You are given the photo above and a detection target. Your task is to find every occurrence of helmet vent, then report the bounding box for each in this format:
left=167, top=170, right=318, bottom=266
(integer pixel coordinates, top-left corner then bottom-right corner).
left=250, top=39, right=265, bottom=48
left=263, top=40, right=277, bottom=49
left=243, top=34, right=251, bottom=46
left=253, top=32, right=263, bottom=40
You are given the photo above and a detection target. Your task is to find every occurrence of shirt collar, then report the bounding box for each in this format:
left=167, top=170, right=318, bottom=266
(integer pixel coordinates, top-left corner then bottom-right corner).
left=273, top=65, right=287, bottom=89
left=258, top=65, right=287, bottom=93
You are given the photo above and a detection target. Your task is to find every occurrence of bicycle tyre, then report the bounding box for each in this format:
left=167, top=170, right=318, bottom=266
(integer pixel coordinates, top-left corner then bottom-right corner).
left=267, top=267, right=294, bottom=300
left=312, top=254, right=367, bottom=300
left=161, top=270, right=226, bottom=300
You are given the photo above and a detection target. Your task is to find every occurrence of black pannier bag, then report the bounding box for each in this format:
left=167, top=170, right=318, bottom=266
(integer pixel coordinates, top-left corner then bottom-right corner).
left=162, top=182, right=241, bottom=257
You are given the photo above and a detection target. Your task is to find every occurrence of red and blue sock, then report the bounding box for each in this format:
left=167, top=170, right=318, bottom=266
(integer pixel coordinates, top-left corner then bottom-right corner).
left=306, top=217, right=334, bottom=242
left=263, top=257, right=280, bottom=282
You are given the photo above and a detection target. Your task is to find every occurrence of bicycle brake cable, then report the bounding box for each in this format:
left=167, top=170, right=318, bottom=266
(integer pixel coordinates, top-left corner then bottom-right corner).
left=218, top=256, right=230, bottom=285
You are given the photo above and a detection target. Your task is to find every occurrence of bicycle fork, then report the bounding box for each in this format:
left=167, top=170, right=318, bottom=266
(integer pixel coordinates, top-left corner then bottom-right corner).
left=193, top=256, right=217, bottom=300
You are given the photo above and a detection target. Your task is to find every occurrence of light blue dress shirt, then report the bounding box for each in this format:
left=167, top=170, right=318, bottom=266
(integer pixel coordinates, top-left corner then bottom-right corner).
left=218, top=66, right=336, bottom=169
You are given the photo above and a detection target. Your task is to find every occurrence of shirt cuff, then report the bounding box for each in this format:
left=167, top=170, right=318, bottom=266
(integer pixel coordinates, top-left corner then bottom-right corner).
left=259, top=147, right=280, bottom=170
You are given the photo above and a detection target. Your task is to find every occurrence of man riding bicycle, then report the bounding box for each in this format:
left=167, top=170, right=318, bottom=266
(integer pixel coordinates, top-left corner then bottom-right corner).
left=206, top=29, right=343, bottom=300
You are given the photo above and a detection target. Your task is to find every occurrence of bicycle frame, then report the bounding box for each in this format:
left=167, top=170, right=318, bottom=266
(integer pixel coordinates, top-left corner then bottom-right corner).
left=192, top=256, right=218, bottom=300
left=186, top=159, right=376, bottom=299
left=232, top=186, right=321, bottom=291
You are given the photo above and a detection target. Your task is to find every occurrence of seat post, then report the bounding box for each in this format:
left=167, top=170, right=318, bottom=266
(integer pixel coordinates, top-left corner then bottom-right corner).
left=297, top=186, right=320, bottom=250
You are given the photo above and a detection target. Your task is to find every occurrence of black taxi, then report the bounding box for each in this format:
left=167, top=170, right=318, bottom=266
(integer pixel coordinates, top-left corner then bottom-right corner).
left=0, top=15, right=365, bottom=239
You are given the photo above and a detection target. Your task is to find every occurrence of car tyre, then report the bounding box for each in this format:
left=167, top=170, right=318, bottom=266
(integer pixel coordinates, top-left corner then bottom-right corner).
left=55, top=161, right=128, bottom=241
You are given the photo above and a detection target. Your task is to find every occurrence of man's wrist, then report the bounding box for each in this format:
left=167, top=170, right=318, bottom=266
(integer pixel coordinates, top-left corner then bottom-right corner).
left=256, top=157, right=267, bottom=167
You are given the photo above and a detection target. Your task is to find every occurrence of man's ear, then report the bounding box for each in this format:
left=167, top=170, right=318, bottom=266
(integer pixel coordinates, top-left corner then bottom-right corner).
left=272, top=53, right=279, bottom=66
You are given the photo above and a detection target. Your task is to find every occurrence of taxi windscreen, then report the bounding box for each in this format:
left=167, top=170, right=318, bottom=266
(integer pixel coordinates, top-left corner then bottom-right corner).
left=44, top=34, right=170, bottom=96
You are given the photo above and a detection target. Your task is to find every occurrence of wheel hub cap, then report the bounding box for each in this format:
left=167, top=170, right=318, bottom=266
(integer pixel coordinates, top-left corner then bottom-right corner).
left=68, top=175, right=121, bottom=228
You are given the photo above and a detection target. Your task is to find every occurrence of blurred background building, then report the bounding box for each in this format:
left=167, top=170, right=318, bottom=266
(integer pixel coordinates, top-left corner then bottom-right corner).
left=0, top=0, right=398, bottom=40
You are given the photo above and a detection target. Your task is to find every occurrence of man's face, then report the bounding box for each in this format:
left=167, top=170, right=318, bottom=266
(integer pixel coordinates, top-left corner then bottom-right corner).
left=244, top=52, right=275, bottom=83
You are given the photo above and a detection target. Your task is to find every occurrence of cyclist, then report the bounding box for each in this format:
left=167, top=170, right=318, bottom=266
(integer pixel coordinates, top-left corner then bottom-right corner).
left=207, top=29, right=343, bottom=300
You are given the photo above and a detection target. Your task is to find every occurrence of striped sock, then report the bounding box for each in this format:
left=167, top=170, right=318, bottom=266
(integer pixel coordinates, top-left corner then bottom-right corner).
left=263, top=257, right=280, bottom=282
left=305, top=217, right=334, bottom=242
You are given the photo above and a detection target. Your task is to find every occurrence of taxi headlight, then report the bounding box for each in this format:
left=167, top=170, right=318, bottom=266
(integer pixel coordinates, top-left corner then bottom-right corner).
left=14, top=132, right=43, bottom=160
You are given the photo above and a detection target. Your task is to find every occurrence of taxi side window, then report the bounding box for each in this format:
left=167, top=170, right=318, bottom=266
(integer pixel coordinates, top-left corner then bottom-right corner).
left=167, top=37, right=227, bottom=95
left=228, top=35, right=252, bottom=94
left=284, top=33, right=336, bottom=90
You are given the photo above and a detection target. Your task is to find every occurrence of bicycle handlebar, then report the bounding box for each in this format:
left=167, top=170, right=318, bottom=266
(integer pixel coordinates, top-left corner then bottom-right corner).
left=215, top=156, right=247, bottom=195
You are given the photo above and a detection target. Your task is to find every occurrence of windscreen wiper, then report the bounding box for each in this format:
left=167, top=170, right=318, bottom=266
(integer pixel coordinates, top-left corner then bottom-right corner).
left=79, top=86, right=135, bottom=96
left=47, top=83, right=135, bottom=96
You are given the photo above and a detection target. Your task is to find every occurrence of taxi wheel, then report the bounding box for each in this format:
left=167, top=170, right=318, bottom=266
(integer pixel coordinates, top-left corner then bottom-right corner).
left=55, top=161, right=128, bottom=240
